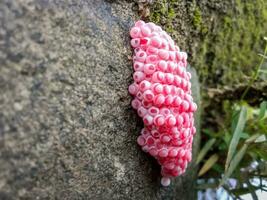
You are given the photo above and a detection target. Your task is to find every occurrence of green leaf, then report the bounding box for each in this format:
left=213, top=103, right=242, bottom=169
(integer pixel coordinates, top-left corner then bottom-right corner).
left=225, top=106, right=247, bottom=171
left=196, top=138, right=216, bottom=164
left=221, top=144, right=248, bottom=186
left=253, top=148, right=267, bottom=160
left=212, top=163, right=224, bottom=173
left=202, top=128, right=214, bottom=137
left=198, top=154, right=219, bottom=177
left=218, top=142, right=227, bottom=151
left=245, top=134, right=260, bottom=144
left=258, top=53, right=267, bottom=59
left=259, top=101, right=267, bottom=120
left=240, top=132, right=250, bottom=139
left=223, top=131, right=231, bottom=146
left=259, top=69, right=267, bottom=74
left=231, top=110, right=239, bottom=133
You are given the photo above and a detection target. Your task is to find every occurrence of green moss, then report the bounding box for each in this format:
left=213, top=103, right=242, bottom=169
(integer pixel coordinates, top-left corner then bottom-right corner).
left=168, top=7, right=176, bottom=19
left=149, top=0, right=180, bottom=34
left=149, top=0, right=267, bottom=89
left=197, top=0, right=266, bottom=86
left=193, top=7, right=202, bottom=30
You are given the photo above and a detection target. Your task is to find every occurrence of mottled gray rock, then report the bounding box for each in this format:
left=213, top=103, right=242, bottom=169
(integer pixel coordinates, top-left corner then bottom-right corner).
left=0, top=0, right=201, bottom=199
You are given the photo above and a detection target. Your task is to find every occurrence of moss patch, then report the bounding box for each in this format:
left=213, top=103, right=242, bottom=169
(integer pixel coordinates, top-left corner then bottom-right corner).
left=149, top=0, right=267, bottom=89
left=192, top=6, right=202, bottom=30
left=198, top=0, right=267, bottom=87
left=149, top=0, right=178, bottom=34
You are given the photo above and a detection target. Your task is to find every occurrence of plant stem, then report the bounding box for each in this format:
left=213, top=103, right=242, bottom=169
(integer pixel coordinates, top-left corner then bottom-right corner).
left=241, top=41, right=267, bottom=100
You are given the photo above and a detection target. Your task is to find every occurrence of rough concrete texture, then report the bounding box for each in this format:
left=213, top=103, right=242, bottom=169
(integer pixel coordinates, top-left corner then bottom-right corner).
left=0, top=0, right=201, bottom=199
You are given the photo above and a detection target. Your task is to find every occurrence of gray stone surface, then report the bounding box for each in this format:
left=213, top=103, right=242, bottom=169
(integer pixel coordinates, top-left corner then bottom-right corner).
left=0, top=0, right=201, bottom=199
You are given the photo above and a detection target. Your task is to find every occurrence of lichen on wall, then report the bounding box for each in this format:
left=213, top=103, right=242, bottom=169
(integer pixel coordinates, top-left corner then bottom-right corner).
left=148, top=0, right=267, bottom=89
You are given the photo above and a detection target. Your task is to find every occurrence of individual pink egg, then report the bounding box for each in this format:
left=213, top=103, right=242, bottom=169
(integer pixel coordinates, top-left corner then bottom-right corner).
left=135, top=50, right=147, bottom=62
left=161, top=177, right=171, bottom=187
left=169, top=51, right=176, bottom=61
left=159, top=148, right=168, bottom=157
left=154, top=94, right=165, bottom=105
left=141, top=25, right=152, bottom=37
left=152, top=83, right=163, bottom=94
left=128, top=83, right=139, bottom=95
left=137, top=135, right=146, bottom=146
left=146, top=46, right=159, bottom=55
left=131, top=38, right=140, bottom=48
left=165, top=115, right=176, bottom=127
left=148, top=106, right=159, bottom=116
left=139, top=80, right=151, bottom=92
left=161, top=38, right=169, bottom=49
left=165, top=95, right=174, bottom=105
left=131, top=98, right=141, bottom=110
left=157, top=60, right=167, bottom=72
left=158, top=49, right=169, bottom=60
left=152, top=71, right=165, bottom=83
left=163, top=85, right=172, bottom=94
left=130, top=26, right=141, bottom=38
left=143, top=90, right=154, bottom=102
left=150, top=36, right=162, bottom=48
left=159, top=107, right=171, bottom=116
left=154, top=114, right=165, bottom=126
left=133, top=71, right=145, bottom=83
left=135, top=20, right=146, bottom=27
left=133, top=61, right=144, bottom=72
left=167, top=61, right=176, bottom=73
left=146, top=55, right=158, bottom=64
left=137, top=106, right=147, bottom=117
left=149, top=147, right=158, bottom=156
left=146, top=22, right=157, bottom=31
left=144, top=64, right=156, bottom=75
left=160, top=134, right=171, bottom=143
left=173, top=96, right=182, bottom=107
left=165, top=73, right=174, bottom=84
left=143, top=114, right=154, bottom=125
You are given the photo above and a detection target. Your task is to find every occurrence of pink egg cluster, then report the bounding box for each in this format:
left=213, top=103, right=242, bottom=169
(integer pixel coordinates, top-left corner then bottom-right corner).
left=128, top=20, right=197, bottom=186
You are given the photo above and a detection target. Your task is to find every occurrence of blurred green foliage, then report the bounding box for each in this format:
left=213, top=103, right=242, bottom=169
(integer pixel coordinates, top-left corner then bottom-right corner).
left=196, top=39, right=267, bottom=199
left=197, top=101, right=267, bottom=199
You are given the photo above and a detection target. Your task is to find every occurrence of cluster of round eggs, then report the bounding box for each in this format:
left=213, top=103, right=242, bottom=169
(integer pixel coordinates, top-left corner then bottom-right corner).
left=128, top=20, right=197, bottom=186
